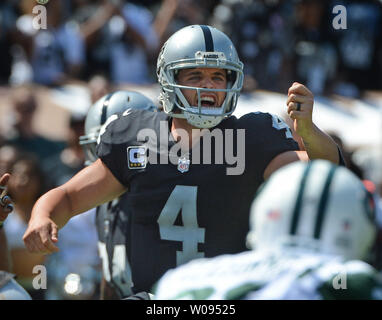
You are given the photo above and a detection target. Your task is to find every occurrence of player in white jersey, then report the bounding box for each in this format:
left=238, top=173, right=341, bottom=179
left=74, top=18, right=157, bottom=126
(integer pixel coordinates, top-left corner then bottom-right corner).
left=154, top=160, right=382, bottom=300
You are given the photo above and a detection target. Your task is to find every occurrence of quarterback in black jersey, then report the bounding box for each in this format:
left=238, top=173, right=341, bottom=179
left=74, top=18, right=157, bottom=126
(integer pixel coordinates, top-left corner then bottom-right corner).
left=96, top=108, right=300, bottom=292
left=23, top=25, right=343, bottom=296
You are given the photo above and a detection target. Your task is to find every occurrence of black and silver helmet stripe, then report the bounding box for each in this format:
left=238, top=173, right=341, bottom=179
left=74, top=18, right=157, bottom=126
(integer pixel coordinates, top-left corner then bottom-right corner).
left=200, top=25, right=214, bottom=52
left=289, top=161, right=313, bottom=235
left=100, top=93, right=115, bottom=126
left=313, top=164, right=337, bottom=239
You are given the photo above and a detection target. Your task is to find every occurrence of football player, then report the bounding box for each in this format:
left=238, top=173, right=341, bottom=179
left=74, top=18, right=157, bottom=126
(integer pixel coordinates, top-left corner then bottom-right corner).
left=154, top=160, right=382, bottom=300
left=79, top=90, right=157, bottom=299
left=23, top=25, right=343, bottom=295
left=1, top=173, right=31, bottom=300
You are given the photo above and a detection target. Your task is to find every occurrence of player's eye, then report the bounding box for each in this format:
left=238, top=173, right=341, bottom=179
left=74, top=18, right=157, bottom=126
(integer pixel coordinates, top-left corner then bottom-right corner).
left=213, top=76, right=224, bottom=81
left=188, top=76, right=201, bottom=81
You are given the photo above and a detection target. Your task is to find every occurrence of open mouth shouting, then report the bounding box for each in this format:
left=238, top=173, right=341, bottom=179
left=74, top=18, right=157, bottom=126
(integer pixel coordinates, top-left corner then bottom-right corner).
left=199, top=95, right=218, bottom=107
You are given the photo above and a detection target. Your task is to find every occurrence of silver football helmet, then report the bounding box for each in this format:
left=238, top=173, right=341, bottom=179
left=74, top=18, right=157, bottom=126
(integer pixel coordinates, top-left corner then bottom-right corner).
left=247, top=160, right=377, bottom=262
left=79, top=91, right=157, bottom=165
left=157, top=25, right=244, bottom=128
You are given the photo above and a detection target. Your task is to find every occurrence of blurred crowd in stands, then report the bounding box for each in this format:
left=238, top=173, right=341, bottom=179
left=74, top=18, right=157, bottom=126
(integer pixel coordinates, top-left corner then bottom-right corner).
left=0, top=0, right=381, bottom=299
left=1, top=0, right=381, bottom=95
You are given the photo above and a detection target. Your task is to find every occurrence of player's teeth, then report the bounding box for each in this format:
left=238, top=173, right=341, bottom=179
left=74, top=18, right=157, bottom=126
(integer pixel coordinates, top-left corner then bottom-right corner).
left=201, top=97, right=215, bottom=103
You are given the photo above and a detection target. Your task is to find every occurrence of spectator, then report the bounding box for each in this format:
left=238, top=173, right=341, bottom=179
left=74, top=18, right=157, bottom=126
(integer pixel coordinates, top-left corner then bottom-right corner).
left=20, top=0, right=86, bottom=86
left=79, top=0, right=159, bottom=85
left=331, top=0, right=382, bottom=97
left=292, top=0, right=338, bottom=96
left=88, top=74, right=112, bottom=104
left=42, top=113, right=86, bottom=188
left=211, top=0, right=294, bottom=93
left=151, top=0, right=179, bottom=46
left=74, top=1, right=116, bottom=79
left=0, top=2, right=18, bottom=84
left=5, top=86, right=65, bottom=162
left=158, top=0, right=214, bottom=39
left=0, top=144, right=20, bottom=178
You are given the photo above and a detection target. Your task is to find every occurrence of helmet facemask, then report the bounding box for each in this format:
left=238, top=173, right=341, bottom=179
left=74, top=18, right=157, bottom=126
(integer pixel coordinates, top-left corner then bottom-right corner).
left=79, top=127, right=100, bottom=166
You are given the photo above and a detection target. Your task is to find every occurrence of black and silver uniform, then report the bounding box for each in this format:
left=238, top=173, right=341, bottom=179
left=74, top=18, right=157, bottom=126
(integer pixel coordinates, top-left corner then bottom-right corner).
left=96, top=194, right=133, bottom=298
left=97, top=109, right=299, bottom=292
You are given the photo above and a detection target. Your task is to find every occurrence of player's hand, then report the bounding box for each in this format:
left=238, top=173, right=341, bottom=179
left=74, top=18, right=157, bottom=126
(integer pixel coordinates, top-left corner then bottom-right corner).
left=23, top=216, right=59, bottom=255
left=286, top=82, right=314, bottom=138
left=0, top=173, right=13, bottom=222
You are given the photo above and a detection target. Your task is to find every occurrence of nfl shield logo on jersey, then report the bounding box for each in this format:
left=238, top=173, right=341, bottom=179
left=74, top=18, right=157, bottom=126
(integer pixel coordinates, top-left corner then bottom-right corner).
left=128, top=146, right=147, bottom=169
left=177, top=156, right=190, bottom=173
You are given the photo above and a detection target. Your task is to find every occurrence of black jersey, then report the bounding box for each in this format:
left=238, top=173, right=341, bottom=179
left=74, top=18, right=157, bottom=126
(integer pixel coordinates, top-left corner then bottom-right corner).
left=97, top=109, right=299, bottom=292
left=96, top=194, right=134, bottom=298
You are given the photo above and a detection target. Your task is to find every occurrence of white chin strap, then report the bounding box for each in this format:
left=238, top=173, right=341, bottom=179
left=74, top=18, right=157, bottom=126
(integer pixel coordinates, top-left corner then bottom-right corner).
left=184, top=112, right=224, bottom=128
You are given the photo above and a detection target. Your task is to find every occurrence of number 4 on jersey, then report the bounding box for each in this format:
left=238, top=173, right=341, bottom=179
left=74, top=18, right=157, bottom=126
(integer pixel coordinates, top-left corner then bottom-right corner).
left=157, top=186, right=205, bottom=266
